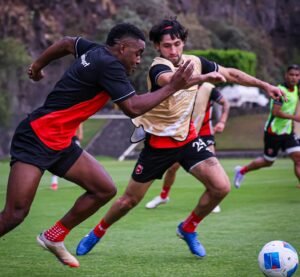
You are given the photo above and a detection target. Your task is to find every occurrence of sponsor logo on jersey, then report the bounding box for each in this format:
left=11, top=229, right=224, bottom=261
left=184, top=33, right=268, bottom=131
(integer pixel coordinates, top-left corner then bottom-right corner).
left=81, top=54, right=90, bottom=67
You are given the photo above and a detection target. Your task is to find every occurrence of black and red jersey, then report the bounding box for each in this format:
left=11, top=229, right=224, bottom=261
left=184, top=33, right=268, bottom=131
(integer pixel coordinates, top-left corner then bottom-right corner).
left=29, top=37, right=135, bottom=150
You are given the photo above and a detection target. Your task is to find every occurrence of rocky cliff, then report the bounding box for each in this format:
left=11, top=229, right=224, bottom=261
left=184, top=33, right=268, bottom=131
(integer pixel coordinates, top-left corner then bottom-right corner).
left=0, top=0, right=299, bottom=157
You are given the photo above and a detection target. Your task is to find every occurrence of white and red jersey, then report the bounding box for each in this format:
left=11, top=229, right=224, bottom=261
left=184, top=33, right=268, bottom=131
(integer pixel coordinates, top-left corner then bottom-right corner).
left=198, top=88, right=223, bottom=136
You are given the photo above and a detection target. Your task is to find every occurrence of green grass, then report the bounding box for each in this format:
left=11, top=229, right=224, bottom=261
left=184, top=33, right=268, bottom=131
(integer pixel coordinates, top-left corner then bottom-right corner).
left=215, top=113, right=268, bottom=150
left=0, top=158, right=299, bottom=277
left=81, top=118, right=108, bottom=148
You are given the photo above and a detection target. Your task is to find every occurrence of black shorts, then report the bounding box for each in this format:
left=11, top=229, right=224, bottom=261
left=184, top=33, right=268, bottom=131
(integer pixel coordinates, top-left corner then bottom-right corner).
left=264, top=131, right=300, bottom=161
left=132, top=137, right=215, bottom=183
left=10, top=117, right=83, bottom=177
left=201, top=135, right=215, bottom=147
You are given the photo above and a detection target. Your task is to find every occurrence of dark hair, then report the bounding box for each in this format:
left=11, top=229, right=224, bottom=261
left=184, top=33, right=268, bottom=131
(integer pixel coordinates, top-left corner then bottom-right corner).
left=287, top=64, right=300, bottom=72
left=149, top=17, right=188, bottom=44
left=106, top=23, right=145, bottom=46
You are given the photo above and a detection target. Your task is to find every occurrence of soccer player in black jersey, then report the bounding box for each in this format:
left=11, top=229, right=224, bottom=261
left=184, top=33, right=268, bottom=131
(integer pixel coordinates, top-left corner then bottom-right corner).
left=0, top=22, right=226, bottom=267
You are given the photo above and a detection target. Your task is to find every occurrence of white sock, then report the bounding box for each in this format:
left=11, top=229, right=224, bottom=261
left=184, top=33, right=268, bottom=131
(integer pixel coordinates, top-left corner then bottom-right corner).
left=51, top=175, right=58, bottom=185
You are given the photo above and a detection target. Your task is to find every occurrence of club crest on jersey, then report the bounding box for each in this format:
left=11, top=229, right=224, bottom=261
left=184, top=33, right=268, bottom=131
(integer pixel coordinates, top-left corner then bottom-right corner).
left=135, top=164, right=143, bottom=175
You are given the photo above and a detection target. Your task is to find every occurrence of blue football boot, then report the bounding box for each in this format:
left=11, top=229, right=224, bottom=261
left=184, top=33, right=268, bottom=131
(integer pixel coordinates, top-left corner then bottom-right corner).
left=76, top=230, right=101, bottom=256
left=176, top=222, right=206, bottom=258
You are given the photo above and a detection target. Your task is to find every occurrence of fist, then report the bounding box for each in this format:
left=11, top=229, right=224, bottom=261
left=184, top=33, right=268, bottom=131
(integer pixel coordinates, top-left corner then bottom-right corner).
left=28, top=64, right=44, bottom=81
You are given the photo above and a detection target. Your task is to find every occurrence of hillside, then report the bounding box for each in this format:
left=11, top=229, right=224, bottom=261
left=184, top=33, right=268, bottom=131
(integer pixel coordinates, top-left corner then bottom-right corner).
left=0, top=0, right=299, bottom=157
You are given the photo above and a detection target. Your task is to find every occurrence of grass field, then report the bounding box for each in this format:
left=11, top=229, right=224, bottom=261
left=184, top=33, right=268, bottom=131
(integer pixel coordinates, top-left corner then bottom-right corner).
left=0, top=158, right=299, bottom=277
left=215, top=113, right=268, bottom=150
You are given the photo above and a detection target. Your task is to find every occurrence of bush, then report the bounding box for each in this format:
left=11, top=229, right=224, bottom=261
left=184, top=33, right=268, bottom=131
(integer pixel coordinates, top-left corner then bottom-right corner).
left=199, top=19, right=280, bottom=83
left=185, top=48, right=257, bottom=76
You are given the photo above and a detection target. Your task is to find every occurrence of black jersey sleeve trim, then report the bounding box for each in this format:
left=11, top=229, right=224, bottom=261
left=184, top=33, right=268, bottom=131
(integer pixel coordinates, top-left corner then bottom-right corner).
left=199, top=56, right=219, bottom=74
left=155, top=70, right=172, bottom=85
left=113, top=90, right=136, bottom=103
left=211, top=88, right=223, bottom=103
left=74, top=37, right=81, bottom=58
left=149, top=64, right=172, bottom=91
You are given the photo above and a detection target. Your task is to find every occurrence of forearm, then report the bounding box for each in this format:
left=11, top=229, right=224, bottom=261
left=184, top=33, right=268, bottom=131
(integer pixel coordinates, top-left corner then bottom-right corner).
left=119, top=61, right=195, bottom=117
left=221, top=67, right=269, bottom=90
left=273, top=110, right=297, bottom=121
left=219, top=104, right=230, bottom=123
left=118, top=84, right=177, bottom=118
left=187, top=74, right=207, bottom=86
left=32, top=37, right=76, bottom=71
left=186, top=72, right=226, bottom=87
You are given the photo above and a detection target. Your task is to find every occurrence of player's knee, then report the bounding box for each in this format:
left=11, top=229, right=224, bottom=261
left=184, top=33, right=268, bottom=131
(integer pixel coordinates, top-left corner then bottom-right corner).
left=117, top=195, right=139, bottom=211
left=212, top=179, right=231, bottom=199
left=8, top=207, right=29, bottom=227
left=98, top=185, right=117, bottom=202
left=219, top=182, right=231, bottom=198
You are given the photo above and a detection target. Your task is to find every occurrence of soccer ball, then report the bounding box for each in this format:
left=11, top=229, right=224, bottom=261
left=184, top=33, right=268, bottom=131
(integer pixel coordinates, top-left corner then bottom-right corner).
left=258, top=240, right=299, bottom=277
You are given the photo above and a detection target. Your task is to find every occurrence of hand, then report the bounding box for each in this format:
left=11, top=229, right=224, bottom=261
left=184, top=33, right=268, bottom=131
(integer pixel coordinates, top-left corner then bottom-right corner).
left=294, top=114, right=300, bottom=123
left=169, top=60, right=194, bottom=91
left=265, top=84, right=287, bottom=102
left=200, top=72, right=226, bottom=84
left=28, top=63, right=44, bottom=81
left=214, top=121, right=225, bottom=133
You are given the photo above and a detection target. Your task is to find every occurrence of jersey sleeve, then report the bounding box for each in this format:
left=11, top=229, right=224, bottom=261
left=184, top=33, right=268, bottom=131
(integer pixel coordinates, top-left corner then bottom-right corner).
left=74, top=37, right=101, bottom=58
left=199, top=57, right=219, bottom=74
left=98, top=59, right=136, bottom=103
left=149, top=64, right=172, bottom=91
left=210, top=88, right=223, bottom=103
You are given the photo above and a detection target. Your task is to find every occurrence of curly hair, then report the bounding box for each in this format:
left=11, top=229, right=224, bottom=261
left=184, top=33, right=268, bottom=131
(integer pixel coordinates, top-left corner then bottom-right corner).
left=149, top=17, right=188, bottom=44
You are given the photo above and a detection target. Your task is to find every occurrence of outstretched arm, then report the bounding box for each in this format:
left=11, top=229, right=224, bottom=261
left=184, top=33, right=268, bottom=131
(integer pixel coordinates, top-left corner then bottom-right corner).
left=218, top=66, right=286, bottom=101
left=117, top=60, right=194, bottom=118
left=272, top=103, right=300, bottom=122
left=28, top=36, right=76, bottom=81
left=156, top=71, right=226, bottom=88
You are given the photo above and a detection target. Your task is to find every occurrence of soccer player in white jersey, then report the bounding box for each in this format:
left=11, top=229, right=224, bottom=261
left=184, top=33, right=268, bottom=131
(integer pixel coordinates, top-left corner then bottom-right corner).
left=76, top=18, right=285, bottom=259
left=145, top=83, right=230, bottom=213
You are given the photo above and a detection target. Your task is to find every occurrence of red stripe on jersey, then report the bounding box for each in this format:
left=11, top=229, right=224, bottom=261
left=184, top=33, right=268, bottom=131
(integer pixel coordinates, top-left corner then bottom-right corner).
left=199, top=102, right=213, bottom=136
left=149, top=122, right=198, bottom=148
left=31, top=92, right=110, bottom=150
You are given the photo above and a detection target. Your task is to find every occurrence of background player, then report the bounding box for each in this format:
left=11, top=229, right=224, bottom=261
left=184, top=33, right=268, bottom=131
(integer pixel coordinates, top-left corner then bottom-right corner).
left=145, top=82, right=230, bottom=213
left=234, top=64, right=300, bottom=188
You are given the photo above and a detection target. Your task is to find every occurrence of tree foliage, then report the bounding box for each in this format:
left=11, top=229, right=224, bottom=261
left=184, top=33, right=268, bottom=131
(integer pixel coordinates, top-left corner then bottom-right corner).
left=199, top=18, right=281, bottom=83
left=0, top=38, right=30, bottom=126
left=94, top=7, right=156, bottom=92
